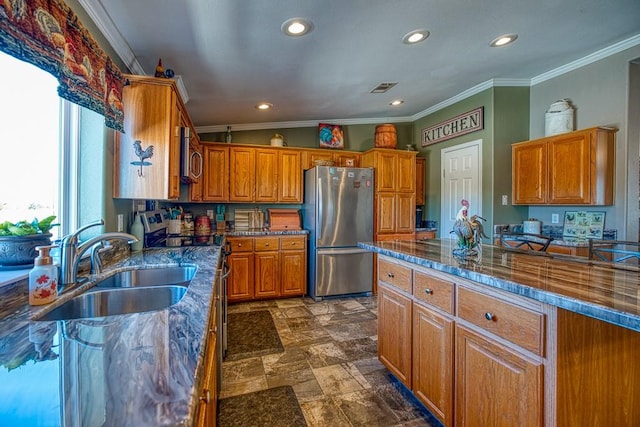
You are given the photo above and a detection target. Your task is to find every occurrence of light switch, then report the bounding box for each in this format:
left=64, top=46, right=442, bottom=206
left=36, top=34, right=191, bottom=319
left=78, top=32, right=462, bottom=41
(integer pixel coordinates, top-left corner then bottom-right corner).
left=552, top=213, right=559, bottom=224
left=501, top=195, right=508, bottom=205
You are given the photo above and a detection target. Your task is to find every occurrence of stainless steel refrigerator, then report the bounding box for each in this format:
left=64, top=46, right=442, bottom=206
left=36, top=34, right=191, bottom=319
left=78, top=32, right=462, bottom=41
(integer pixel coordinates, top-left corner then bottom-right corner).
left=303, top=166, right=374, bottom=300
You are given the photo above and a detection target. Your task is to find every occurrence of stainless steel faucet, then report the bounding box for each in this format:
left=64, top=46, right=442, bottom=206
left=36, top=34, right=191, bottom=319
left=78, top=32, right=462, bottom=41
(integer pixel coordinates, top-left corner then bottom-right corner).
left=59, top=219, right=139, bottom=288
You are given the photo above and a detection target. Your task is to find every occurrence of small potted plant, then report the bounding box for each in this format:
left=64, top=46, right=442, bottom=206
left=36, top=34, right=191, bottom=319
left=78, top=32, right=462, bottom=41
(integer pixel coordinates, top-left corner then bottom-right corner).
left=0, top=216, right=58, bottom=267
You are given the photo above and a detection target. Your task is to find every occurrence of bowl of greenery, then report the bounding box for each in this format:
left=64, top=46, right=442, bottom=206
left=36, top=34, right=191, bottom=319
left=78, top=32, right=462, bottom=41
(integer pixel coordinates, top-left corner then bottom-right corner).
left=0, top=216, right=58, bottom=267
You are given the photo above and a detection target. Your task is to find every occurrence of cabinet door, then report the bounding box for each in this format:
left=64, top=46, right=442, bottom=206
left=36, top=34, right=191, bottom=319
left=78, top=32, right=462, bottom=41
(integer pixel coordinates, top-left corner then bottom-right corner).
left=195, top=321, right=217, bottom=427
left=280, top=250, right=306, bottom=296
left=548, top=132, right=590, bottom=204
left=302, top=150, right=334, bottom=170
left=201, top=144, right=229, bottom=202
left=376, top=151, right=398, bottom=192
left=227, top=253, right=253, bottom=302
left=255, top=148, right=278, bottom=202
left=254, top=252, right=279, bottom=298
left=334, top=152, right=361, bottom=167
left=397, top=152, right=416, bottom=193
left=278, top=150, right=302, bottom=203
left=455, top=325, right=542, bottom=427
left=413, top=303, right=454, bottom=426
left=396, top=193, right=416, bottom=234
left=167, top=91, right=182, bottom=199
left=415, top=157, right=425, bottom=206
left=512, top=141, right=547, bottom=204
left=378, top=283, right=412, bottom=387
left=229, top=147, right=255, bottom=202
left=377, top=193, right=396, bottom=234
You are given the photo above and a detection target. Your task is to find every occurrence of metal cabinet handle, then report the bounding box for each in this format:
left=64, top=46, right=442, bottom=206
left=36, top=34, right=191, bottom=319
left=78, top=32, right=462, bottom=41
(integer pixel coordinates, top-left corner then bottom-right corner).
left=200, top=389, right=211, bottom=404
left=387, top=272, right=395, bottom=278
left=484, top=312, right=495, bottom=321
left=424, top=288, right=433, bottom=295
left=265, top=242, right=270, bottom=246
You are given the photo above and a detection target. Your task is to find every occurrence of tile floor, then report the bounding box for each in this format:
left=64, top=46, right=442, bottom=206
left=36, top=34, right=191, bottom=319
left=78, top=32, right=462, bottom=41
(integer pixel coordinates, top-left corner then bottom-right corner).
left=220, top=296, right=443, bottom=427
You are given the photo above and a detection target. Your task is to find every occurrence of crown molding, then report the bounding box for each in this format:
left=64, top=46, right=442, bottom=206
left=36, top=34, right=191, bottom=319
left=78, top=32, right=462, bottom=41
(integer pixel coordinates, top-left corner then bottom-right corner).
left=77, top=0, right=145, bottom=75
left=196, top=116, right=415, bottom=133
left=531, top=33, right=640, bottom=86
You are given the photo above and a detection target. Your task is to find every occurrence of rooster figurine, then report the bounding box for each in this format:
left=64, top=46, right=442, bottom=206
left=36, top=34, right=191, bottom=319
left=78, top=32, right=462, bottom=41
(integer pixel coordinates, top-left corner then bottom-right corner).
left=451, top=199, right=487, bottom=256
left=131, top=140, right=154, bottom=177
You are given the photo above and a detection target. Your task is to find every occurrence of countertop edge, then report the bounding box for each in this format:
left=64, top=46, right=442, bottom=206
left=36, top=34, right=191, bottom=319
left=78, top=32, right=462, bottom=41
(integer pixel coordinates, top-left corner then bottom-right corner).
left=358, top=241, right=640, bottom=333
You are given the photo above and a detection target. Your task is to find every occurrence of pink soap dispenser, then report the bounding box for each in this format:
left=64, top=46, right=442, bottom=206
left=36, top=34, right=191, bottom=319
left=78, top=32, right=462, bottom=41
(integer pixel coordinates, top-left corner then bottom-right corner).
left=29, top=245, right=58, bottom=306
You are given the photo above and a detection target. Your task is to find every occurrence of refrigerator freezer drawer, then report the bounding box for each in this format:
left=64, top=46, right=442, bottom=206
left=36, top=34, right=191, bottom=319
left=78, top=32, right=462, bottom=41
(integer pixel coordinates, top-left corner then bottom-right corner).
left=312, top=248, right=372, bottom=298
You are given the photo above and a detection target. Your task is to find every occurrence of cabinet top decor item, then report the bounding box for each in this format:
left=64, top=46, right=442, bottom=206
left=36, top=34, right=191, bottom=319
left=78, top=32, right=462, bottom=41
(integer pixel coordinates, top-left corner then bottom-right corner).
left=374, top=124, right=397, bottom=149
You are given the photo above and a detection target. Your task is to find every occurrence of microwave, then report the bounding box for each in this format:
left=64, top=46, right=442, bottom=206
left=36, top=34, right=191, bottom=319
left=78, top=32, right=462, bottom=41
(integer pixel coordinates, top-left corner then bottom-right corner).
left=180, top=127, right=202, bottom=183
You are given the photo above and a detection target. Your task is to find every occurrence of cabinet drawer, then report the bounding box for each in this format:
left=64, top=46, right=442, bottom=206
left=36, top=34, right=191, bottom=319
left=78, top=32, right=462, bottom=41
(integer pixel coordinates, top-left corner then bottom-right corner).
left=280, top=235, right=306, bottom=251
left=457, top=286, right=544, bottom=356
left=413, top=271, right=454, bottom=315
left=228, top=238, right=253, bottom=252
left=254, top=237, right=279, bottom=251
left=378, top=258, right=412, bottom=293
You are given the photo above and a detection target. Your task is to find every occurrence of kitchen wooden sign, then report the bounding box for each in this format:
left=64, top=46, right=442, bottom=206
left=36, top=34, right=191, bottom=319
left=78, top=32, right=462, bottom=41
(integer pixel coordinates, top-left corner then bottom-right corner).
left=421, top=106, right=484, bottom=146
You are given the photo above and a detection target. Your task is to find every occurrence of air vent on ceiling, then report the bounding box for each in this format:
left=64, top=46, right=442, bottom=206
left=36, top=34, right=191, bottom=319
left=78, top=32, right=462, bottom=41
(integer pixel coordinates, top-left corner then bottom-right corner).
left=370, top=82, right=397, bottom=93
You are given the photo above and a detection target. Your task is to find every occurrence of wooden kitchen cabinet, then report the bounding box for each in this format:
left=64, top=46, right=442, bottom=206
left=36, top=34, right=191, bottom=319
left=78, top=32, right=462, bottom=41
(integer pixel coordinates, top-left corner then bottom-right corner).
left=192, top=143, right=229, bottom=202
left=278, top=150, right=302, bottom=203
left=115, top=74, right=196, bottom=200
left=229, top=146, right=256, bottom=202
left=378, top=282, right=413, bottom=387
left=512, top=127, right=616, bottom=205
left=416, top=157, right=425, bottom=206
left=361, top=148, right=417, bottom=240
left=227, top=235, right=306, bottom=302
left=195, top=290, right=218, bottom=426
left=301, top=149, right=361, bottom=169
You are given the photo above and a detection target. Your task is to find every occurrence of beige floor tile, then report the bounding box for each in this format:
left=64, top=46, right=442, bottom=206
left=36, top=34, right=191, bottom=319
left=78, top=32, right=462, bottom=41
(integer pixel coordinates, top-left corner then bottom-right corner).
left=312, top=362, right=370, bottom=396
left=300, top=396, right=352, bottom=427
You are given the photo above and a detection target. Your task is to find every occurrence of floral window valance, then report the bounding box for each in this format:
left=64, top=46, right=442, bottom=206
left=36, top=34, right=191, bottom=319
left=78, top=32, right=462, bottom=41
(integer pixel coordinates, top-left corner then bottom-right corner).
left=0, top=0, right=125, bottom=132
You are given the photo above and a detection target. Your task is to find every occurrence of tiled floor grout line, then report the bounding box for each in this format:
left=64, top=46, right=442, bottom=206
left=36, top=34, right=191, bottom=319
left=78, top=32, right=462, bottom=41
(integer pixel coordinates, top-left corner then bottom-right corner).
left=221, top=296, right=441, bottom=427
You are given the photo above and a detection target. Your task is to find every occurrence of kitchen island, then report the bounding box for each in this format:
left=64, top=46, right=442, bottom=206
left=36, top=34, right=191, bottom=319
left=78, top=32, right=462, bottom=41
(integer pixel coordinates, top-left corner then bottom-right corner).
left=359, top=239, right=640, bottom=426
left=0, top=245, right=222, bottom=426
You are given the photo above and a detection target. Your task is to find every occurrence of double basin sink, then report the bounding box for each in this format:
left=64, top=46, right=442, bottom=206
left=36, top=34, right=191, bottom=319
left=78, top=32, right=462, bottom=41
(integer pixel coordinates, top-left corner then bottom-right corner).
left=37, top=266, right=197, bottom=321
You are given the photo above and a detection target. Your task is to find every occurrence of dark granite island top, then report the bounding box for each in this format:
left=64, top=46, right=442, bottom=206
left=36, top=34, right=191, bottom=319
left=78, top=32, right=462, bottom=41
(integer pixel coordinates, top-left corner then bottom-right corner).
left=358, top=238, right=640, bottom=332
left=0, top=245, right=221, bottom=426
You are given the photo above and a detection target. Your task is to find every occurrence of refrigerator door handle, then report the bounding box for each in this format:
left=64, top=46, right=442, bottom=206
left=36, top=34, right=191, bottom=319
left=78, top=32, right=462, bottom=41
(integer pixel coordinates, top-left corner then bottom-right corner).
left=317, top=247, right=371, bottom=255
left=317, top=178, right=323, bottom=238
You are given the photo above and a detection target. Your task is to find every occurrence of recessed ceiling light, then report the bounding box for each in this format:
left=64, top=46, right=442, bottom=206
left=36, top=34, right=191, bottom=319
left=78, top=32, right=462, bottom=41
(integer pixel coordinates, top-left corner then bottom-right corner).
left=489, top=34, right=518, bottom=47
left=390, top=100, right=404, bottom=106
left=255, top=102, right=273, bottom=110
left=402, top=29, right=430, bottom=44
left=282, top=18, right=314, bottom=37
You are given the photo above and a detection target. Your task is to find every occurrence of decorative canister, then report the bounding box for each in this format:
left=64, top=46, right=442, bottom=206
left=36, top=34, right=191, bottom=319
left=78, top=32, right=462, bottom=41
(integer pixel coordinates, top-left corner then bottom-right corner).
left=270, top=134, right=286, bottom=147
left=523, top=219, right=542, bottom=235
left=374, top=124, right=397, bottom=148
left=195, top=215, right=211, bottom=236
left=544, top=99, right=574, bottom=136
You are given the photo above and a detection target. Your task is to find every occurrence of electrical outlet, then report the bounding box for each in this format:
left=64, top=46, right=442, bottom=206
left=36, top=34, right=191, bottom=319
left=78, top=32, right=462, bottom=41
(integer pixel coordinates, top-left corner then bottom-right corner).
left=117, top=214, right=124, bottom=232
left=501, top=195, right=508, bottom=205
left=551, top=213, right=560, bottom=224
left=207, top=209, right=214, bottom=219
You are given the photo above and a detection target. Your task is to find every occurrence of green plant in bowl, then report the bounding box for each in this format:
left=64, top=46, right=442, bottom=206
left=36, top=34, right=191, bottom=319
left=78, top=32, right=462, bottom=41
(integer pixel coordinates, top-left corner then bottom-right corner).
left=0, top=216, right=58, bottom=267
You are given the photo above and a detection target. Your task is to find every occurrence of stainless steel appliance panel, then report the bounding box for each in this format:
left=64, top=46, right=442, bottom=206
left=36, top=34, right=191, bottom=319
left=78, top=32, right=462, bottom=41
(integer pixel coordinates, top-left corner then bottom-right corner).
left=314, top=248, right=372, bottom=298
left=310, top=166, right=374, bottom=248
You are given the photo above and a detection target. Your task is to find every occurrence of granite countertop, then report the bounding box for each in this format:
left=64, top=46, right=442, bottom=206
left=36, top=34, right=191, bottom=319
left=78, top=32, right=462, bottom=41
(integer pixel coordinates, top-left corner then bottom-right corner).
left=358, top=239, right=640, bottom=332
left=0, top=245, right=222, bottom=426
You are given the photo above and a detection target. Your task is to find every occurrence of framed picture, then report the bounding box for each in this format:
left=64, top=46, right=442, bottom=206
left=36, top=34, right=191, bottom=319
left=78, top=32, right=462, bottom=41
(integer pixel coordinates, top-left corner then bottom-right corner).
left=562, top=211, right=606, bottom=240
left=318, top=123, right=344, bottom=149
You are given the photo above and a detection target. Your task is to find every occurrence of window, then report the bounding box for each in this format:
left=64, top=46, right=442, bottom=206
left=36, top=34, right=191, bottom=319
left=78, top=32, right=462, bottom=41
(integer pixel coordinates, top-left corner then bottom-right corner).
left=0, top=51, right=61, bottom=240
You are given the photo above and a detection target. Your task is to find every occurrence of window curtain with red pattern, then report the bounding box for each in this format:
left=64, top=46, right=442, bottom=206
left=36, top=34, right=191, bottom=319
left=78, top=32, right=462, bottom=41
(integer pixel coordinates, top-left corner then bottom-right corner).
left=0, top=0, right=125, bottom=132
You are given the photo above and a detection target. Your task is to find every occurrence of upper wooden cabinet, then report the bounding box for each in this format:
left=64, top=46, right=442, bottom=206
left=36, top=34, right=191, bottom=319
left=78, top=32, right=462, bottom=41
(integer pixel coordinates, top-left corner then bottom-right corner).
left=416, top=157, right=426, bottom=206
left=227, top=145, right=302, bottom=203
left=301, top=149, right=361, bottom=169
left=193, top=143, right=229, bottom=202
left=512, top=127, right=616, bottom=205
left=361, top=148, right=417, bottom=240
left=114, top=75, right=196, bottom=200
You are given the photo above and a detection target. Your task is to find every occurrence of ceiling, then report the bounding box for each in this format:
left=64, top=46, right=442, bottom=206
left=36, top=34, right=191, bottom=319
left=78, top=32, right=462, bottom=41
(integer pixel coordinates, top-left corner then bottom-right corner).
left=79, top=0, right=640, bottom=131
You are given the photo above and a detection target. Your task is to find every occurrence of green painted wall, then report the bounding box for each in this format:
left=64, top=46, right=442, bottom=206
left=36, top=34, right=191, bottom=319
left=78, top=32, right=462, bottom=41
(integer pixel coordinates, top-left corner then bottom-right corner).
left=199, top=122, right=413, bottom=152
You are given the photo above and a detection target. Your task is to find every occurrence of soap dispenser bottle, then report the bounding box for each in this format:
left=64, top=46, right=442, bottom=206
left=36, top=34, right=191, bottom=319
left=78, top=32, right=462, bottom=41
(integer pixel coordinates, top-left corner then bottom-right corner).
left=131, top=212, right=144, bottom=251
left=29, top=245, right=58, bottom=306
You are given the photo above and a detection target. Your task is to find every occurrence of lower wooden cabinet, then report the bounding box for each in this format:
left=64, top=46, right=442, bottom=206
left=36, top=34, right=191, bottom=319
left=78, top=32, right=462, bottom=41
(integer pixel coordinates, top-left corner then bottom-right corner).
left=227, top=235, right=306, bottom=302
left=455, top=325, right=542, bottom=427
left=413, top=303, right=454, bottom=425
left=195, top=300, right=218, bottom=426
left=378, top=283, right=413, bottom=387
left=377, top=255, right=545, bottom=426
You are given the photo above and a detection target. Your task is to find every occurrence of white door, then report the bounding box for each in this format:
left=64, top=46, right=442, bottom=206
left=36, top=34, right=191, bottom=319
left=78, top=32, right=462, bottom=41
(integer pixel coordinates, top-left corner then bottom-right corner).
left=441, top=140, right=482, bottom=238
